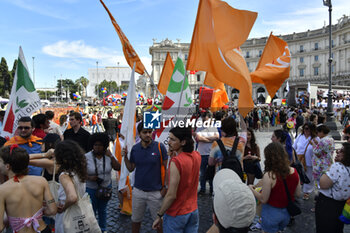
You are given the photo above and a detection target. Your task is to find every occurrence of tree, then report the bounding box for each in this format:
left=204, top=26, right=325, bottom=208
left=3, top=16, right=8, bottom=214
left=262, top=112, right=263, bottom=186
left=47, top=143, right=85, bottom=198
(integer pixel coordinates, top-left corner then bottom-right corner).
left=10, top=59, right=17, bottom=93
left=119, top=83, right=129, bottom=92
left=75, top=76, right=89, bottom=98
left=37, top=90, right=56, bottom=100
left=95, top=80, right=118, bottom=98
left=56, top=79, right=78, bottom=101
left=0, top=57, right=11, bottom=97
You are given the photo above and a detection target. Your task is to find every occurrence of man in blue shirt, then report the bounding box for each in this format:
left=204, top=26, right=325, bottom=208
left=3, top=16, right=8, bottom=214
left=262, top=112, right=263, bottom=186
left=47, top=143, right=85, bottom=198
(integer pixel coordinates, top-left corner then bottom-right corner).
left=123, top=122, right=168, bottom=233
left=4, top=116, right=43, bottom=175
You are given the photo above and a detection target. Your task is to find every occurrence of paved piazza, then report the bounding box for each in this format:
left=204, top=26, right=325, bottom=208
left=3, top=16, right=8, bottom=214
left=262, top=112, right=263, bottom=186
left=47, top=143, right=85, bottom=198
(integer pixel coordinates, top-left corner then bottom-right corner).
left=105, top=128, right=350, bottom=233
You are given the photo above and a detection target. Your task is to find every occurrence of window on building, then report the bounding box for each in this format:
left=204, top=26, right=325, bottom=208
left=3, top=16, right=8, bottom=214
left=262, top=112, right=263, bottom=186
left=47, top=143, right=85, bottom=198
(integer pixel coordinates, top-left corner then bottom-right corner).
left=300, top=57, right=304, bottom=63
left=300, top=45, right=304, bottom=52
left=314, top=55, right=319, bottom=61
left=331, top=53, right=334, bottom=58
left=246, top=62, right=250, bottom=67
left=315, top=42, right=319, bottom=50
left=314, top=67, right=319, bottom=76
left=299, top=68, right=304, bottom=77
left=259, top=50, right=262, bottom=57
left=246, top=51, right=250, bottom=58
left=185, top=54, right=188, bottom=60
left=197, top=75, right=201, bottom=82
left=332, top=39, right=335, bottom=47
left=332, top=64, right=335, bottom=73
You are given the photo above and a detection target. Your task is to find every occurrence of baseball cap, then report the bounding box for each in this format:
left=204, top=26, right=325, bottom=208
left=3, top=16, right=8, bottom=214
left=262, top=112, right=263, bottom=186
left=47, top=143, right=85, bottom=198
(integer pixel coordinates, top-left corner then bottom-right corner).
left=213, top=169, right=256, bottom=229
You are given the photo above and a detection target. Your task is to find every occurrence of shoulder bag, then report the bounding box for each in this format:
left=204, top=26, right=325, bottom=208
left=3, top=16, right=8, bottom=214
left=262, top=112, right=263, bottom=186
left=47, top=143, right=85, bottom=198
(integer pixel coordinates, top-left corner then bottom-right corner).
left=296, top=139, right=311, bottom=171
left=63, top=177, right=101, bottom=233
left=291, top=149, right=310, bottom=184
left=283, top=179, right=301, bottom=216
left=94, top=155, right=112, bottom=201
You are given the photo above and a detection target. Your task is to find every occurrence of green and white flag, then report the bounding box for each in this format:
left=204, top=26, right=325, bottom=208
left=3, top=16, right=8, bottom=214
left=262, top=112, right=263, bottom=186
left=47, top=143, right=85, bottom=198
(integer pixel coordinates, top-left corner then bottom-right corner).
left=155, top=57, right=195, bottom=146
left=1, top=47, right=41, bottom=138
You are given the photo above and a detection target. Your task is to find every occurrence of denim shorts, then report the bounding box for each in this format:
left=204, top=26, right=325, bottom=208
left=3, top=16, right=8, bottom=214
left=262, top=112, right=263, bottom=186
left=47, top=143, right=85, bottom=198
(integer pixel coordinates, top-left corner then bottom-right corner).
left=163, top=209, right=199, bottom=233
left=261, top=204, right=290, bottom=233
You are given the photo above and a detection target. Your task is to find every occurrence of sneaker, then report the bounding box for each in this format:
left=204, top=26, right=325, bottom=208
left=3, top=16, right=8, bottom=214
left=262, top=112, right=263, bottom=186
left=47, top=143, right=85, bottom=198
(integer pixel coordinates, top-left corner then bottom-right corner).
left=198, top=190, right=206, bottom=195
left=249, top=222, right=261, bottom=231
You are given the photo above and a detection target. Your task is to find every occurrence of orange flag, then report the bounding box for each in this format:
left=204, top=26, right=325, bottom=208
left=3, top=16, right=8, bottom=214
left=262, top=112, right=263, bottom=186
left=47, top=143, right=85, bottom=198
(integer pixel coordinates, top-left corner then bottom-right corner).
left=251, top=33, right=291, bottom=98
left=187, top=0, right=257, bottom=116
left=157, top=52, right=175, bottom=95
left=211, top=88, right=229, bottom=112
left=99, top=0, right=145, bottom=75
left=114, top=134, right=132, bottom=215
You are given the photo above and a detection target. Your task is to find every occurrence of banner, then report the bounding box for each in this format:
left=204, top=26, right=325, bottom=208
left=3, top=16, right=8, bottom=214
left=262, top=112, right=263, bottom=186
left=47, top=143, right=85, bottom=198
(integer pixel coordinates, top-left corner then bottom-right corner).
left=1, top=47, right=41, bottom=138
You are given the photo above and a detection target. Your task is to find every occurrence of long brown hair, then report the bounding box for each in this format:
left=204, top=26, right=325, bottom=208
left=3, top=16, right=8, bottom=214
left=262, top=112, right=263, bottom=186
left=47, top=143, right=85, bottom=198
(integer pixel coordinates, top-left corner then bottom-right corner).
left=264, top=142, right=290, bottom=179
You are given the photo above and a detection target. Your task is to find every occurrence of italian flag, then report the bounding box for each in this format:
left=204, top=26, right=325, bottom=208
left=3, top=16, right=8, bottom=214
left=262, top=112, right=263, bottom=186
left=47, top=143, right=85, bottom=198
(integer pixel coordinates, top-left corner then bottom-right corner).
left=155, top=57, right=195, bottom=147
left=1, top=47, right=41, bottom=138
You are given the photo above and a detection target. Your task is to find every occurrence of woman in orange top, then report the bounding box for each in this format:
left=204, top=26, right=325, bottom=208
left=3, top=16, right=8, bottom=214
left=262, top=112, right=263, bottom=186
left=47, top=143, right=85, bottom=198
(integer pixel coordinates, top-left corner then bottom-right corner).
left=152, top=126, right=201, bottom=233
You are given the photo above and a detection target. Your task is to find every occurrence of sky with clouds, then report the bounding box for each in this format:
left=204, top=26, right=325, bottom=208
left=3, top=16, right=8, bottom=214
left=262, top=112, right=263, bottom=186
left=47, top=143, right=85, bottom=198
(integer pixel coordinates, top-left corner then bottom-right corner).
left=0, top=0, right=348, bottom=88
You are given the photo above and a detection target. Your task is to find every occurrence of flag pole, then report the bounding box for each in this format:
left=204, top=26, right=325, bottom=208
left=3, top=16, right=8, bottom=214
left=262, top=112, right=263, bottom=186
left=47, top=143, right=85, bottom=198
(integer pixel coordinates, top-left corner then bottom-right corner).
left=174, top=73, right=188, bottom=124
left=144, top=69, right=162, bottom=99
left=193, top=84, right=205, bottom=132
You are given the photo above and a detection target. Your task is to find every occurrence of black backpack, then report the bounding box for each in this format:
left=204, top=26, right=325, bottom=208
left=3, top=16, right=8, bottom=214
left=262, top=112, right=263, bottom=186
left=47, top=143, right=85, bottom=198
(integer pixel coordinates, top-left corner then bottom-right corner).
left=216, top=137, right=245, bottom=182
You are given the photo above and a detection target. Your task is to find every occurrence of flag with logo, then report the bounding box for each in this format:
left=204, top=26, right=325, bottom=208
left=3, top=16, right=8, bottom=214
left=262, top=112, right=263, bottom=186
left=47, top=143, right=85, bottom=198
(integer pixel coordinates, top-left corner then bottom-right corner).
left=158, top=52, right=175, bottom=95
left=155, top=58, right=195, bottom=147
left=251, top=33, right=291, bottom=98
left=1, top=47, right=42, bottom=138
left=119, top=63, right=136, bottom=197
left=99, top=0, right=145, bottom=75
left=187, top=0, right=257, bottom=116
left=211, top=88, right=229, bottom=112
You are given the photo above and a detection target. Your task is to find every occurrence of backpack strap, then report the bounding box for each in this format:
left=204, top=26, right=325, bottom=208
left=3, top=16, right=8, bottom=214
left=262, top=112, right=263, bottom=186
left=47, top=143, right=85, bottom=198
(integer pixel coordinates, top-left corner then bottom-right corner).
left=216, top=139, right=228, bottom=159
left=230, top=136, right=240, bottom=157
left=158, top=142, right=165, bottom=187
left=216, top=136, right=240, bottom=160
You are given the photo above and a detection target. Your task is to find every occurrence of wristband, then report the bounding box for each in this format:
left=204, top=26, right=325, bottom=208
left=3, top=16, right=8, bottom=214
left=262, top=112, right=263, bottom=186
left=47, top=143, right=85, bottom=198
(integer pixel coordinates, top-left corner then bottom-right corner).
left=157, top=212, right=163, bottom=218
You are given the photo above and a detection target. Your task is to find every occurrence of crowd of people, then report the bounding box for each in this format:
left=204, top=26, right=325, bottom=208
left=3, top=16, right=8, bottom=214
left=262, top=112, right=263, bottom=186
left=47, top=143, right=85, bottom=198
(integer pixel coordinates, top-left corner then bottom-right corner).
left=0, top=104, right=349, bottom=233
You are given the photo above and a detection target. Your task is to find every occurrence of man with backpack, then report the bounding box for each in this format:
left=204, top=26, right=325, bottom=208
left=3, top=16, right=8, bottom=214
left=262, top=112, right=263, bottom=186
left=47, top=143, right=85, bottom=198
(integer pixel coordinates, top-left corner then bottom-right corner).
left=208, top=116, right=247, bottom=181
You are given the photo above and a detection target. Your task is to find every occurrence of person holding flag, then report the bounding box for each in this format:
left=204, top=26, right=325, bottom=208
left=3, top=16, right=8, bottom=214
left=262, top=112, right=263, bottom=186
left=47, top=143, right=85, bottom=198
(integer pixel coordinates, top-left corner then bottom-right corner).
left=122, top=123, right=168, bottom=233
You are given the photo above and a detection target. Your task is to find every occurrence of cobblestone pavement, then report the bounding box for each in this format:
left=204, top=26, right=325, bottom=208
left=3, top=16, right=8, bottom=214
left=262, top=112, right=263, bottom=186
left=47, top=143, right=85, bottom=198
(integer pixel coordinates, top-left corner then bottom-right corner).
left=105, top=127, right=350, bottom=233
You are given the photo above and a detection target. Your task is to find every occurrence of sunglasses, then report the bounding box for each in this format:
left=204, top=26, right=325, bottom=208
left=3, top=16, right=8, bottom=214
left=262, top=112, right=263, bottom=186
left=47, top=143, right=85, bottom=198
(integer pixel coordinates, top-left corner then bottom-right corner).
left=18, top=126, right=31, bottom=130
left=304, top=127, right=310, bottom=130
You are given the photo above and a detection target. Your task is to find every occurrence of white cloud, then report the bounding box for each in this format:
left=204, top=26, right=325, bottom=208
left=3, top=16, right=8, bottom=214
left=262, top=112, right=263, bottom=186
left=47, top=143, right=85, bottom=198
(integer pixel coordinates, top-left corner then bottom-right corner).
left=42, top=40, right=152, bottom=73
left=261, top=2, right=349, bottom=35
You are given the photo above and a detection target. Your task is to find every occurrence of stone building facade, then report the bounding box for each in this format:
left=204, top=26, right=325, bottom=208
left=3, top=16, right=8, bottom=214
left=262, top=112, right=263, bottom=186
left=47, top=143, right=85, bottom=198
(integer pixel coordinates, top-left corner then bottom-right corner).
left=147, top=15, right=350, bottom=103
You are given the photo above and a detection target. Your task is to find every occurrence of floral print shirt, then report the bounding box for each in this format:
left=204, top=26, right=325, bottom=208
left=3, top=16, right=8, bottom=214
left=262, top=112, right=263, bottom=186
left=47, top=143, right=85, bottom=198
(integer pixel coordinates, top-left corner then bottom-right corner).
left=312, top=135, right=335, bottom=181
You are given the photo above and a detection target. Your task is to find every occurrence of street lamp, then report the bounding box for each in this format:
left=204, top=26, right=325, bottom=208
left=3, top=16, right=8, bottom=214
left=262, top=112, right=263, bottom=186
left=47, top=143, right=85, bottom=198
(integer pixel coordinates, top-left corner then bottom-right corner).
left=323, top=0, right=341, bottom=140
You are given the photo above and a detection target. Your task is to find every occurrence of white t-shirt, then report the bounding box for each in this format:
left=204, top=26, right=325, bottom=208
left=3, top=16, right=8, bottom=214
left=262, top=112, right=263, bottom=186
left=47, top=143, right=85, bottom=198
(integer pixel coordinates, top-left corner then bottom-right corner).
left=320, top=162, right=350, bottom=201
left=196, top=126, right=219, bottom=156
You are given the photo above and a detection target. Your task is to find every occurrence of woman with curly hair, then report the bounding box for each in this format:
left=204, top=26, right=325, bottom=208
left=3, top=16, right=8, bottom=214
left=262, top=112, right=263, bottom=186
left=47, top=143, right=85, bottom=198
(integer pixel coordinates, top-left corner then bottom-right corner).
left=249, top=142, right=301, bottom=233
left=54, top=140, right=87, bottom=233
left=85, top=133, right=120, bottom=232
